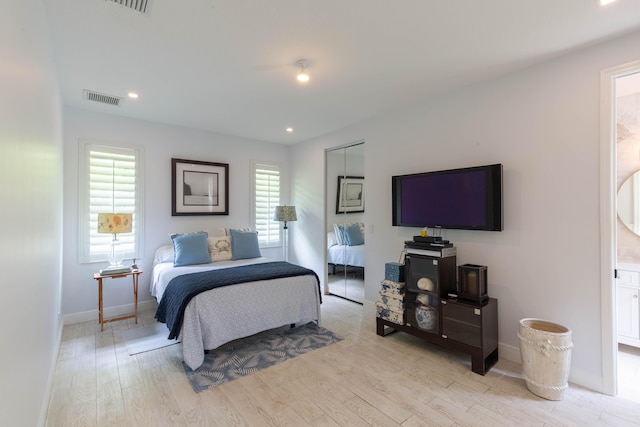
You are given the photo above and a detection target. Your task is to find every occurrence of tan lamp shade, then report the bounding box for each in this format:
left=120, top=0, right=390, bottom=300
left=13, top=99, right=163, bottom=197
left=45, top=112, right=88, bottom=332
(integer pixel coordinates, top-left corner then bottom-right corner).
left=97, top=213, right=133, bottom=234
left=274, top=205, right=297, bottom=223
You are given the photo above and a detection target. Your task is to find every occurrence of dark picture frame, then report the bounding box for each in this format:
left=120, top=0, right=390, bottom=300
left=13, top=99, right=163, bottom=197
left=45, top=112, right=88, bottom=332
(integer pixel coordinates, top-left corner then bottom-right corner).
left=336, top=176, right=364, bottom=214
left=172, top=158, right=229, bottom=216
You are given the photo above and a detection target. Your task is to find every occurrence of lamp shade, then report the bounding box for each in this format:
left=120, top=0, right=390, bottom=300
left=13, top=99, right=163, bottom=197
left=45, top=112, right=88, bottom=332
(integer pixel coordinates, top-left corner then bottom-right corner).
left=97, top=213, right=133, bottom=234
left=274, top=205, right=297, bottom=222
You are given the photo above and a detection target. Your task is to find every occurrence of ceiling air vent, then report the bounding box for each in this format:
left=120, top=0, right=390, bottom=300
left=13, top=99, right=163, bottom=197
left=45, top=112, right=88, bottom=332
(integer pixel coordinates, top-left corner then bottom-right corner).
left=104, top=0, right=150, bottom=15
left=83, top=90, right=123, bottom=107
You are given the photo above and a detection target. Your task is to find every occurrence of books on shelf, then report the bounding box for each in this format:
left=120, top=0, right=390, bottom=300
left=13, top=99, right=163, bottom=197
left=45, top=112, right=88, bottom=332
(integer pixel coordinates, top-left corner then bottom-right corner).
left=99, top=266, right=132, bottom=275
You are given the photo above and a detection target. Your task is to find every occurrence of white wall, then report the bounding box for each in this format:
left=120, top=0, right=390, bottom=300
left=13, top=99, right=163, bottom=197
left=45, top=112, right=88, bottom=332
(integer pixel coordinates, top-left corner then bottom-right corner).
left=62, top=108, right=290, bottom=319
left=0, top=2, right=63, bottom=425
left=291, top=29, right=640, bottom=392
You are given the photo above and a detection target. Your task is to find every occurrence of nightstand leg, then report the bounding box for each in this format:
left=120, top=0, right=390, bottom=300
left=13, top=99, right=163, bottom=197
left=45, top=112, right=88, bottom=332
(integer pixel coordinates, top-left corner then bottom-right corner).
left=132, top=273, right=139, bottom=324
left=98, top=278, right=104, bottom=331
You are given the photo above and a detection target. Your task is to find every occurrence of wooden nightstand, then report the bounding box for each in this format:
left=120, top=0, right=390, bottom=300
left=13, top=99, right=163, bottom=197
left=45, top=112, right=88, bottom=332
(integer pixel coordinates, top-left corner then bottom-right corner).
left=93, top=269, right=142, bottom=331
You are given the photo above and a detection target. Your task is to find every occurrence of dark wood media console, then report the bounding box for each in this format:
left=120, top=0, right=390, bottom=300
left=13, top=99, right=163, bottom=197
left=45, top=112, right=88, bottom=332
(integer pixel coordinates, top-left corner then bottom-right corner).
left=376, top=298, right=498, bottom=375
left=377, top=249, right=499, bottom=375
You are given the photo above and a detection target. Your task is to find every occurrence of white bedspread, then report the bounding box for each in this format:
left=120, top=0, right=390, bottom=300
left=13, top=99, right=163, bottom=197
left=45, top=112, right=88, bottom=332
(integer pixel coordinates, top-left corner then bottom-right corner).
left=327, top=244, right=365, bottom=268
left=151, top=258, right=321, bottom=370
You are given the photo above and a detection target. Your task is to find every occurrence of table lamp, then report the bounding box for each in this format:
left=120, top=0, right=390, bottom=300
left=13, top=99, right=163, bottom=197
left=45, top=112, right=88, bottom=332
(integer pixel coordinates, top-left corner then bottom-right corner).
left=274, top=205, right=297, bottom=262
left=98, top=213, right=132, bottom=273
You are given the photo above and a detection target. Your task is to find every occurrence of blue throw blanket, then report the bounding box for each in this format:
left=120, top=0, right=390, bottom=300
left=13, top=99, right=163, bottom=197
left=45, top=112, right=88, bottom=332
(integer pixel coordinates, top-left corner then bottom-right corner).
left=155, top=261, right=320, bottom=339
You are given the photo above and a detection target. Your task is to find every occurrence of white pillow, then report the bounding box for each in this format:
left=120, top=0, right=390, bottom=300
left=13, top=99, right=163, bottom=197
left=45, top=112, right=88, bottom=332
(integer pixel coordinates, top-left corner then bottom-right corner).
left=327, top=231, right=338, bottom=247
left=208, top=235, right=232, bottom=261
left=153, top=244, right=174, bottom=265
left=219, top=226, right=252, bottom=236
left=333, top=224, right=344, bottom=245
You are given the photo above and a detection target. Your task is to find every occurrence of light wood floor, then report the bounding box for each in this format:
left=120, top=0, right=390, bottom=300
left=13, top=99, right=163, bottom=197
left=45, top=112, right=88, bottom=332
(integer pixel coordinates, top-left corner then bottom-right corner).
left=618, top=344, right=640, bottom=402
left=46, top=296, right=640, bottom=426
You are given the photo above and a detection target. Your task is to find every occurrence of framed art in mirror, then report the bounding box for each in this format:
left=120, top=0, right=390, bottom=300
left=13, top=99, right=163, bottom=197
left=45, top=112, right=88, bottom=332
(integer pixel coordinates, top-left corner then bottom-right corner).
left=336, top=176, right=365, bottom=214
left=172, top=158, right=229, bottom=216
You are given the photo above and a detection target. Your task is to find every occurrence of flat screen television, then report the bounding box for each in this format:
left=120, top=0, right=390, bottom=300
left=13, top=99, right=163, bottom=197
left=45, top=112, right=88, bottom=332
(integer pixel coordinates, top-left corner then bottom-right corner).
left=392, top=163, right=503, bottom=231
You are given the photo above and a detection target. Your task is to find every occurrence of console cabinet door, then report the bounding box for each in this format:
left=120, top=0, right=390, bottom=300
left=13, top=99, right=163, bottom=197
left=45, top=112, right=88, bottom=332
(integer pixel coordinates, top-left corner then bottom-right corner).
left=441, top=300, right=482, bottom=348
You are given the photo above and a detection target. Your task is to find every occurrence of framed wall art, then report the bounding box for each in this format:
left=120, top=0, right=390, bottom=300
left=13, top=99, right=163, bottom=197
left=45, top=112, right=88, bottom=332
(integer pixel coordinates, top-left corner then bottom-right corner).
left=336, top=176, right=364, bottom=214
left=172, top=158, right=229, bottom=216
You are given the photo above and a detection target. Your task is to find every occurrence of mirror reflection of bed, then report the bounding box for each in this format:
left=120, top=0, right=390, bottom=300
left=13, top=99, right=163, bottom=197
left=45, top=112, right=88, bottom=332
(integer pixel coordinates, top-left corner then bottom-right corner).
left=327, top=266, right=364, bottom=303
left=327, top=227, right=365, bottom=303
left=325, top=142, right=365, bottom=305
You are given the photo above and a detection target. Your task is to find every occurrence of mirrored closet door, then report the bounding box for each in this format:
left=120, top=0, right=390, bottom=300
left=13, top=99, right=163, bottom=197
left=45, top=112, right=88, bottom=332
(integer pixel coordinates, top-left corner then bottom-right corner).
left=325, top=142, right=365, bottom=304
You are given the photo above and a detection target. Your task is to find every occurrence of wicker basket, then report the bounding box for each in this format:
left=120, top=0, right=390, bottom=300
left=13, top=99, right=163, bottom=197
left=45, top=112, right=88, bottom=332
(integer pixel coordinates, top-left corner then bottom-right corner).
left=518, top=318, right=573, bottom=400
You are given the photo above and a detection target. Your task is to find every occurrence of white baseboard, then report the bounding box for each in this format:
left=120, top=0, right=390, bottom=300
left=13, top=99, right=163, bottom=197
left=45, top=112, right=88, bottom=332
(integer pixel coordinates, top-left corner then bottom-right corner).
left=368, top=306, right=603, bottom=394
left=499, top=340, right=602, bottom=393
left=39, top=315, right=64, bottom=427
left=363, top=299, right=376, bottom=318
left=498, top=341, right=521, bottom=364
left=63, top=299, right=158, bottom=325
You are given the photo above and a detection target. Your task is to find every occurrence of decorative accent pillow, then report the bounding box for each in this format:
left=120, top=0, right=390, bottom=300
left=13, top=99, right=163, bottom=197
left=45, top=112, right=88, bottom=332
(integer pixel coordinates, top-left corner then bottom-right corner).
left=230, top=229, right=262, bottom=260
left=208, top=235, right=232, bottom=262
left=171, top=231, right=211, bottom=266
left=345, top=223, right=364, bottom=246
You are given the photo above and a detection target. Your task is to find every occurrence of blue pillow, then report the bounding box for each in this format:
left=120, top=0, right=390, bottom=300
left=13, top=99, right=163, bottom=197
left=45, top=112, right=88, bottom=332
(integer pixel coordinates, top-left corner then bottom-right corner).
left=171, top=232, right=211, bottom=266
left=345, top=223, right=364, bottom=246
left=230, top=229, right=262, bottom=260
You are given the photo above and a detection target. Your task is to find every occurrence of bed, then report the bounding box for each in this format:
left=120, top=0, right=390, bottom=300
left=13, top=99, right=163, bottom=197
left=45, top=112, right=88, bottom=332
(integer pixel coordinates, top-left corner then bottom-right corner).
left=327, top=223, right=365, bottom=274
left=151, top=229, right=321, bottom=370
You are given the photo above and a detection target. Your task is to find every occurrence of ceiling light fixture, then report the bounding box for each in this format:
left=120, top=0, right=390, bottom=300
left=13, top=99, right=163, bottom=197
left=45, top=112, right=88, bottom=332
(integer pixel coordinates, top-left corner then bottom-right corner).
left=128, top=92, right=139, bottom=99
left=286, top=127, right=294, bottom=132
left=599, top=0, right=616, bottom=5
left=296, top=59, right=310, bottom=83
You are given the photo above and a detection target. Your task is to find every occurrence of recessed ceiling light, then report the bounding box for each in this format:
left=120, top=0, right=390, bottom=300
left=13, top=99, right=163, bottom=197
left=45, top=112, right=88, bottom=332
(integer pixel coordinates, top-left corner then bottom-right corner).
left=128, top=92, right=139, bottom=99
left=286, top=127, right=294, bottom=132
left=296, top=60, right=309, bottom=83
left=600, top=0, right=617, bottom=5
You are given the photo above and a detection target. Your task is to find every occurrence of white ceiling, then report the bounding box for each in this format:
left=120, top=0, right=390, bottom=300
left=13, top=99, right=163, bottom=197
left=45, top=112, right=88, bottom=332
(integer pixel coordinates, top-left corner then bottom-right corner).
left=44, top=0, right=640, bottom=144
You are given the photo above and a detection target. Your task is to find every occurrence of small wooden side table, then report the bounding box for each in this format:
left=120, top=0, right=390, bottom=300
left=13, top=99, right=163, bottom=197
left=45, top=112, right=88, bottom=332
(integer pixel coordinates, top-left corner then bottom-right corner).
left=93, top=269, right=142, bottom=331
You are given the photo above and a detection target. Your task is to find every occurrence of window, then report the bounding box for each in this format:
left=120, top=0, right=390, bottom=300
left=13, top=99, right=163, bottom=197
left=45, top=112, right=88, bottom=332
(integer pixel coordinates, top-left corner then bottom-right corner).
left=252, top=163, right=281, bottom=248
left=79, top=140, right=144, bottom=263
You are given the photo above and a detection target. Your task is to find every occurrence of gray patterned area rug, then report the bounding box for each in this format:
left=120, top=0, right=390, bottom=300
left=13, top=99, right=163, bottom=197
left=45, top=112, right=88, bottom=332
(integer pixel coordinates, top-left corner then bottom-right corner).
left=183, top=322, right=342, bottom=392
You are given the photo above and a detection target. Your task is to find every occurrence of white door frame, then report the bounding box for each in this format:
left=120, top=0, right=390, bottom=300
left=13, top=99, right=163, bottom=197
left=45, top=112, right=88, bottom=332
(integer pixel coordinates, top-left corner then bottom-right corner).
left=600, top=59, right=640, bottom=396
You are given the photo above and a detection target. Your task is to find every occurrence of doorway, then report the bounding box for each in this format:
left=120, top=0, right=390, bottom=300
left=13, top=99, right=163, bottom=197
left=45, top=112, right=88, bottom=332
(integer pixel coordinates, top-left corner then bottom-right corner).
left=601, top=60, right=640, bottom=398
left=325, top=141, right=365, bottom=304
left=614, top=70, right=640, bottom=401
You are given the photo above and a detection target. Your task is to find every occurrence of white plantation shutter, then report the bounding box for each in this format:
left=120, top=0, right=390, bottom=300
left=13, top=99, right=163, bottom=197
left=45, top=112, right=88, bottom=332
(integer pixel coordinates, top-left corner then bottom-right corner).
left=253, top=163, right=281, bottom=247
left=79, top=141, right=144, bottom=263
